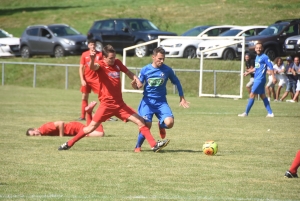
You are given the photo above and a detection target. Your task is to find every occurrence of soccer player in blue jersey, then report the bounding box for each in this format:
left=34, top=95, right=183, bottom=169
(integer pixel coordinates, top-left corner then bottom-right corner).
left=132, top=47, right=190, bottom=152
left=238, top=43, right=276, bottom=117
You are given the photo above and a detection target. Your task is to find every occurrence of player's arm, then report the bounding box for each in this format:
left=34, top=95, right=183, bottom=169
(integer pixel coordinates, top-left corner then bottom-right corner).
left=244, top=66, right=255, bottom=76
left=126, top=70, right=143, bottom=89
left=89, top=50, right=100, bottom=71
left=169, top=69, right=190, bottom=108
left=79, top=64, right=86, bottom=86
left=53, top=121, right=64, bottom=137
left=265, top=57, right=276, bottom=84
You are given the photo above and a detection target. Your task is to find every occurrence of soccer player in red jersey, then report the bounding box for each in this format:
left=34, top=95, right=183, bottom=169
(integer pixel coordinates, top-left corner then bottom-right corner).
left=78, top=39, right=102, bottom=121
left=58, top=45, right=169, bottom=152
left=27, top=101, right=104, bottom=137
left=285, top=150, right=300, bottom=178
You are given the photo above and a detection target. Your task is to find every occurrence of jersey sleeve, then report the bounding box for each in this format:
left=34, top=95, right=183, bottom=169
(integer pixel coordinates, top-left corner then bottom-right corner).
left=80, top=53, right=85, bottom=65
left=265, top=56, right=273, bottom=70
left=115, top=59, right=129, bottom=73
left=168, top=68, right=184, bottom=96
left=38, top=122, right=58, bottom=135
left=138, top=66, right=146, bottom=83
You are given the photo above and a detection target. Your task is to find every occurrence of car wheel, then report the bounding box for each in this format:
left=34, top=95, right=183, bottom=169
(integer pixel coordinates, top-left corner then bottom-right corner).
left=54, top=46, right=65, bottom=58
left=264, top=47, right=277, bottom=61
left=222, top=49, right=235, bottom=60
left=95, top=41, right=103, bottom=52
left=135, top=41, right=148, bottom=57
left=21, top=46, right=31, bottom=58
left=183, top=46, right=196, bottom=59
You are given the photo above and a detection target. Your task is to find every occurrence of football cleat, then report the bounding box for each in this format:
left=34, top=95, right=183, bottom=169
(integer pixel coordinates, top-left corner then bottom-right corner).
left=152, top=139, right=170, bottom=153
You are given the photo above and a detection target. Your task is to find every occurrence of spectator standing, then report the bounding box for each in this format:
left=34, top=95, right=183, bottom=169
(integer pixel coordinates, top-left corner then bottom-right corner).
left=286, top=56, right=300, bottom=102
left=280, top=56, right=297, bottom=101
left=243, top=53, right=255, bottom=95
left=273, top=57, right=287, bottom=101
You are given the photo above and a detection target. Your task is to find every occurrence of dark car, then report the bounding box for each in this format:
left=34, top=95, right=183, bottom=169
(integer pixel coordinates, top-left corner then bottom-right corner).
left=87, top=18, right=177, bottom=57
left=20, top=24, right=88, bottom=58
left=236, top=19, right=300, bottom=60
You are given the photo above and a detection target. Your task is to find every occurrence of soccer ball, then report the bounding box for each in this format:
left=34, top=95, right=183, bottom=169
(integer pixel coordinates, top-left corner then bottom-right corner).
left=202, top=141, right=218, bottom=155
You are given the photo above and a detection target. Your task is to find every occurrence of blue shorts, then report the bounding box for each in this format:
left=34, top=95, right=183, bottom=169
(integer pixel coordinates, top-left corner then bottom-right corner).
left=138, top=97, right=174, bottom=123
left=251, top=80, right=265, bottom=94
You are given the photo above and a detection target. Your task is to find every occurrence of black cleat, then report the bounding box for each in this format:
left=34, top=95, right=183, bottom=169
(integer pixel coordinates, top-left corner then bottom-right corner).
left=152, top=139, right=170, bottom=153
left=58, top=142, right=71, bottom=151
left=284, top=170, right=298, bottom=178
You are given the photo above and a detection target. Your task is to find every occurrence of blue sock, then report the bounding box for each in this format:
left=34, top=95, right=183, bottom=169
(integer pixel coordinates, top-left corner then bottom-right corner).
left=135, top=132, right=145, bottom=148
left=245, top=98, right=255, bottom=114
left=159, top=122, right=168, bottom=129
left=263, top=97, right=273, bottom=114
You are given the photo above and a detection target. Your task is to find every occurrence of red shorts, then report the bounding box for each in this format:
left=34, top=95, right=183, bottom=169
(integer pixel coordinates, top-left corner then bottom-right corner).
left=93, top=103, right=136, bottom=123
left=80, top=80, right=99, bottom=94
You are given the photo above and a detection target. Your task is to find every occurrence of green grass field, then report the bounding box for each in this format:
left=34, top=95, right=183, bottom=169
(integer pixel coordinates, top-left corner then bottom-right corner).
left=0, top=86, right=299, bottom=201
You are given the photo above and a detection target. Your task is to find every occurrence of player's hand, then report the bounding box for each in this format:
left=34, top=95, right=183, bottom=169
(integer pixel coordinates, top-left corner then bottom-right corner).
left=131, top=80, right=138, bottom=89
left=81, top=80, right=86, bottom=86
left=179, top=97, right=190, bottom=108
left=90, top=49, right=96, bottom=60
left=133, top=77, right=143, bottom=89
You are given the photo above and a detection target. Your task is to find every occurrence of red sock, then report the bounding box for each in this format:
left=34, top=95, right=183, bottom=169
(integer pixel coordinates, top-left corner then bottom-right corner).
left=86, top=112, right=92, bottom=125
left=81, top=100, right=88, bottom=119
left=139, top=126, right=156, bottom=148
left=289, top=150, right=300, bottom=174
left=67, top=128, right=86, bottom=147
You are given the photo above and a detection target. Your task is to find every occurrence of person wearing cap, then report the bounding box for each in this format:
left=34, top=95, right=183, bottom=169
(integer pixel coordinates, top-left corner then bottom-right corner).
left=243, top=53, right=255, bottom=95
left=279, top=56, right=297, bottom=101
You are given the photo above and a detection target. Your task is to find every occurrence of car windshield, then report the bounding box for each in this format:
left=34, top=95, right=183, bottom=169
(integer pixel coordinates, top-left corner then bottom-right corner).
left=258, top=24, right=287, bottom=36
left=219, top=29, right=242, bottom=36
left=181, top=26, right=209, bottom=36
left=49, top=26, right=80, bottom=36
left=126, top=19, right=159, bottom=31
left=0, top=29, right=12, bottom=38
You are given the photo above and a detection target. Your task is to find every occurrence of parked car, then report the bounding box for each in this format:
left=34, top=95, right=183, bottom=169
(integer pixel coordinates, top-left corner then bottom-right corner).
left=197, top=26, right=267, bottom=60
left=236, top=19, right=300, bottom=61
left=87, top=18, right=177, bottom=57
left=160, top=25, right=237, bottom=59
left=283, top=35, right=300, bottom=57
left=0, top=29, right=20, bottom=57
left=20, top=24, right=88, bottom=58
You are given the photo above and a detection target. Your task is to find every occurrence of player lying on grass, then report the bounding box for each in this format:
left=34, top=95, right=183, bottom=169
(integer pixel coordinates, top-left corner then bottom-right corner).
left=132, top=47, right=190, bottom=152
left=26, top=101, right=104, bottom=137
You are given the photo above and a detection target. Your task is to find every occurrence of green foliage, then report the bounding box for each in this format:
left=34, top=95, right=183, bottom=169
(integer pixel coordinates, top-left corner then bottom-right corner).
left=0, top=86, right=299, bottom=200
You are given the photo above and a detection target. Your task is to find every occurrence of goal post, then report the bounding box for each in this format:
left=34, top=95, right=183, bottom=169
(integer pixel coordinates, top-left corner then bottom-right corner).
left=199, top=36, right=246, bottom=98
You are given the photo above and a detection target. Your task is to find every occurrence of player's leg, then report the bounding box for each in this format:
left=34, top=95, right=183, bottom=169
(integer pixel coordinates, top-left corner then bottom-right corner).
left=285, top=150, right=300, bottom=178
left=80, top=85, right=92, bottom=120
left=156, top=102, right=174, bottom=139
left=239, top=81, right=261, bottom=116
left=260, top=93, right=273, bottom=116
left=134, top=99, right=154, bottom=152
left=87, top=123, right=104, bottom=137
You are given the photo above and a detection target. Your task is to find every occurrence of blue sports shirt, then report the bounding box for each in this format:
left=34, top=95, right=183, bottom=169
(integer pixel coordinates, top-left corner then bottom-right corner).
left=254, top=53, right=273, bottom=81
left=139, top=63, right=184, bottom=99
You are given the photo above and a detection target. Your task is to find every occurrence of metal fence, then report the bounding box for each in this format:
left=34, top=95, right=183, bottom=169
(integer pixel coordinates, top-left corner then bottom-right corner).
left=0, top=61, right=240, bottom=95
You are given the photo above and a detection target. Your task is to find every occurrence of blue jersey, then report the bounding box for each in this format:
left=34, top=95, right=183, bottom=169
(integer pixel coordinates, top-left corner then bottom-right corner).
left=139, top=63, right=183, bottom=99
left=254, top=53, right=273, bottom=81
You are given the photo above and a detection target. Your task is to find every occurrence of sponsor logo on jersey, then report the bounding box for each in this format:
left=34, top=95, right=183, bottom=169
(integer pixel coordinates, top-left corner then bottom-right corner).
left=108, top=72, right=120, bottom=78
left=147, top=77, right=164, bottom=86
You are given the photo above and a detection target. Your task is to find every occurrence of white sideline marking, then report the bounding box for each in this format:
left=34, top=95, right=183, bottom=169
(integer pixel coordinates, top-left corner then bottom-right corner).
left=0, top=195, right=298, bottom=201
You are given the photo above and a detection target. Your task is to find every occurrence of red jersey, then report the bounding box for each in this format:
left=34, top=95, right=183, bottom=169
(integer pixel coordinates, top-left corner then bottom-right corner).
left=80, top=51, right=103, bottom=81
left=38, top=122, right=84, bottom=136
left=95, top=59, right=129, bottom=106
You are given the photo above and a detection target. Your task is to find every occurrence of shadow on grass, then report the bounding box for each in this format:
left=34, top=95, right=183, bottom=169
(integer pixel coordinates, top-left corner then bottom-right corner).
left=0, top=6, right=85, bottom=16
left=84, top=149, right=203, bottom=153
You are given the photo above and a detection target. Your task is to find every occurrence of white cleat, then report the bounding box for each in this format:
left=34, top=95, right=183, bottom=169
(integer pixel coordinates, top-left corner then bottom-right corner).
left=286, top=100, right=295, bottom=103
left=238, top=112, right=248, bottom=117
left=266, top=113, right=274, bottom=118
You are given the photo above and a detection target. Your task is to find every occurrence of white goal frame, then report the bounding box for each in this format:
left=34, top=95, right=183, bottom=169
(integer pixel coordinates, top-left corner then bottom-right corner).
left=121, top=36, right=246, bottom=99
left=199, top=36, right=246, bottom=98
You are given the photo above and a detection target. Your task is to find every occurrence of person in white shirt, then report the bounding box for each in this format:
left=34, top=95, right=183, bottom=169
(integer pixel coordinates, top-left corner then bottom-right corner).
left=273, top=57, right=287, bottom=101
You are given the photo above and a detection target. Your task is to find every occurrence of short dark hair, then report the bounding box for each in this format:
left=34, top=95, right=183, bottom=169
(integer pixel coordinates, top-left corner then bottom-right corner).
left=88, top=39, right=96, bottom=44
left=26, top=128, right=34, bottom=136
left=153, top=47, right=165, bottom=56
left=102, top=44, right=116, bottom=57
